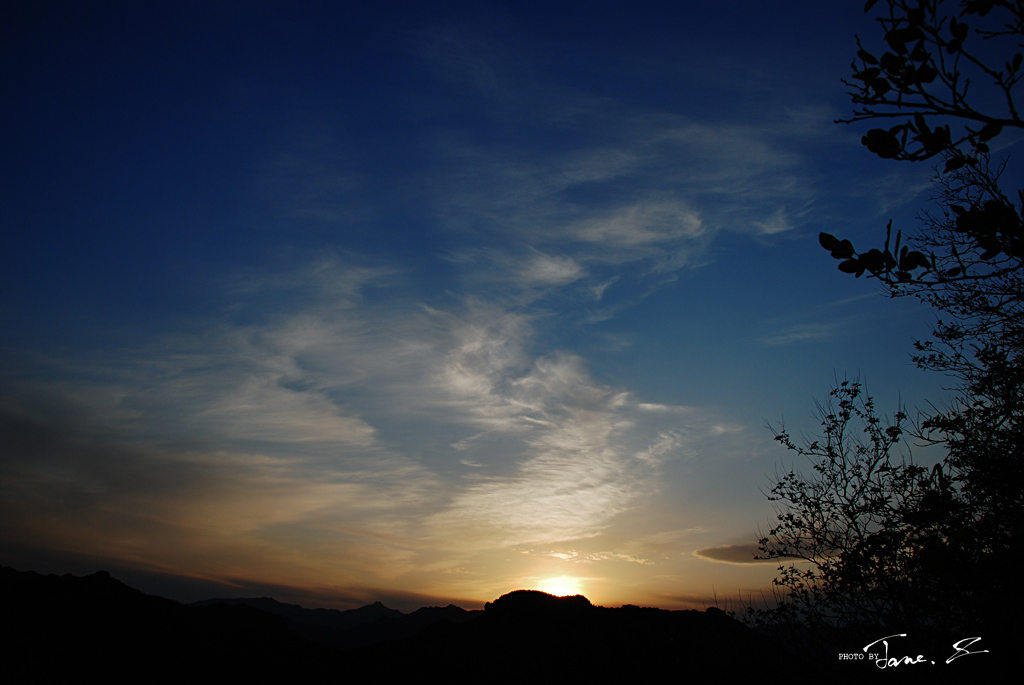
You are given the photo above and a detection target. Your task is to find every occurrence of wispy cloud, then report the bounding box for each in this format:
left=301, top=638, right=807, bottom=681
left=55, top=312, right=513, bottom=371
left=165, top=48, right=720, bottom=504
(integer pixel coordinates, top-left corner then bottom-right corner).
left=518, top=253, right=584, bottom=286
left=421, top=113, right=825, bottom=310
left=571, top=198, right=705, bottom=254
left=761, top=322, right=839, bottom=346
left=694, top=543, right=787, bottom=564
left=403, top=22, right=829, bottom=305
left=2, top=257, right=734, bottom=591
left=538, top=549, right=654, bottom=565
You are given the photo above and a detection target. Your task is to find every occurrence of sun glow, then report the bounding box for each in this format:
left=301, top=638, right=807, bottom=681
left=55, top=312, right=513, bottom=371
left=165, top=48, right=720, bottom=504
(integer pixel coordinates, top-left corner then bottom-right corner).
left=538, top=575, right=584, bottom=597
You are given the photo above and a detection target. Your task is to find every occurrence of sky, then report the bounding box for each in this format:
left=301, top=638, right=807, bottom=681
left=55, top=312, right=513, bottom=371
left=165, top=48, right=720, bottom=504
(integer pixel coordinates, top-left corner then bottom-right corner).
left=0, top=1, right=971, bottom=612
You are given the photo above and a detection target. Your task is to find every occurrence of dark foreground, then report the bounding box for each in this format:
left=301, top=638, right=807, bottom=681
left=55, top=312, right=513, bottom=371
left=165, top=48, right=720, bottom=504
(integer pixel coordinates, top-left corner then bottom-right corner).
left=0, top=566, right=1004, bottom=681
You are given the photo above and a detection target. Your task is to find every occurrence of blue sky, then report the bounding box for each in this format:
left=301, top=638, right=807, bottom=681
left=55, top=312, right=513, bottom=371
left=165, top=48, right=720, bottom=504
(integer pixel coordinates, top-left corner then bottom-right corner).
left=0, top=1, right=959, bottom=610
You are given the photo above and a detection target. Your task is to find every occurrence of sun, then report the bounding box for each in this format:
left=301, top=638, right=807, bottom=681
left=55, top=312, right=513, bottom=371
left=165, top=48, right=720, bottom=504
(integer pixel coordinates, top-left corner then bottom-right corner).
left=537, top=575, right=584, bottom=597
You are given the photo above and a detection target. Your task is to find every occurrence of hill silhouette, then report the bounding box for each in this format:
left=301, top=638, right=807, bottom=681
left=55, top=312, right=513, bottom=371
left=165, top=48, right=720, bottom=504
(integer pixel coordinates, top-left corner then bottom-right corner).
left=3, top=565, right=793, bottom=679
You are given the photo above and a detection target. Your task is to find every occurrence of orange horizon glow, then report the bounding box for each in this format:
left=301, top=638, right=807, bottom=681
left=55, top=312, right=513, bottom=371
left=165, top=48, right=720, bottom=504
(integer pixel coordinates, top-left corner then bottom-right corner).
left=535, top=575, right=586, bottom=597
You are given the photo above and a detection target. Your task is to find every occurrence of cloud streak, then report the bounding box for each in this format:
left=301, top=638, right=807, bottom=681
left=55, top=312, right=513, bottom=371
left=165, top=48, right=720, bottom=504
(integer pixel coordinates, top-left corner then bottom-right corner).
left=694, top=543, right=790, bottom=565
left=2, top=257, right=729, bottom=594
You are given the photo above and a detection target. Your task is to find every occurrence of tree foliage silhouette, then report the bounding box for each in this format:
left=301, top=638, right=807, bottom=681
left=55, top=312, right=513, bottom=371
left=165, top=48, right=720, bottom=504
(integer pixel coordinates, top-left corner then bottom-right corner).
left=752, top=381, right=975, bottom=646
left=825, top=0, right=1024, bottom=285
left=754, top=0, right=1023, bottom=648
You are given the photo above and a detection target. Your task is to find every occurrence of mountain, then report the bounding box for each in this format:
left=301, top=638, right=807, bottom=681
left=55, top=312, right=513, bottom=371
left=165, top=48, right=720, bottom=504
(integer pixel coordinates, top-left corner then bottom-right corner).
left=190, top=595, right=476, bottom=647
left=3, top=566, right=795, bottom=679
left=1, top=565, right=334, bottom=679
left=191, top=596, right=403, bottom=630
left=350, top=589, right=784, bottom=678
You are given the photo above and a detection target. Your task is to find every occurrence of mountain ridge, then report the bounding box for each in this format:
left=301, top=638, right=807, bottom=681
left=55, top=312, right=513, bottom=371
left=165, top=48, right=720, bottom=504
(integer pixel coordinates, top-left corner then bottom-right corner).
left=2, top=564, right=790, bottom=679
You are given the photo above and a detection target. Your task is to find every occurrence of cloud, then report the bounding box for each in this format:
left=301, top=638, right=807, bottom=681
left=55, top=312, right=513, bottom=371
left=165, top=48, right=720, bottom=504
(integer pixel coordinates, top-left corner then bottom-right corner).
left=0, top=260, right=454, bottom=580
left=754, top=208, right=794, bottom=235
left=538, top=549, right=654, bottom=565
left=518, top=253, right=584, bottom=286
left=634, top=432, right=682, bottom=465
left=693, top=543, right=777, bottom=564
left=424, top=106, right=822, bottom=301
left=4, top=255, right=731, bottom=591
left=220, top=257, right=399, bottom=312
left=426, top=339, right=647, bottom=545
left=195, top=374, right=376, bottom=445
left=251, top=23, right=829, bottom=324
left=571, top=198, right=705, bottom=250
left=0, top=385, right=443, bottom=579
left=409, top=16, right=824, bottom=266
left=761, top=322, right=838, bottom=346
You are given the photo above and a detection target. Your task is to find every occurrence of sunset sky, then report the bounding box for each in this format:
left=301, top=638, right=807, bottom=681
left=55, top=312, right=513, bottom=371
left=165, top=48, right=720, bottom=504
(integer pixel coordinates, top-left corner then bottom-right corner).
left=1, top=1, right=964, bottom=611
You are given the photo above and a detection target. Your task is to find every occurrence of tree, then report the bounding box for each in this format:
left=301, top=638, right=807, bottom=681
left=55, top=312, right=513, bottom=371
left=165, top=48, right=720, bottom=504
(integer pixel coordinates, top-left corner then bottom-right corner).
left=753, top=0, right=1024, bottom=652
left=843, top=0, right=1024, bottom=165
left=829, top=1, right=1024, bottom=595
left=825, top=0, right=1024, bottom=285
left=751, top=381, right=973, bottom=651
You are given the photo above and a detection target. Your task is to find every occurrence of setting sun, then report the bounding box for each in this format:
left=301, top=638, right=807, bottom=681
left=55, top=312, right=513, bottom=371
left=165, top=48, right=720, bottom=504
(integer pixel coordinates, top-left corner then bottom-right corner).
left=537, top=575, right=584, bottom=597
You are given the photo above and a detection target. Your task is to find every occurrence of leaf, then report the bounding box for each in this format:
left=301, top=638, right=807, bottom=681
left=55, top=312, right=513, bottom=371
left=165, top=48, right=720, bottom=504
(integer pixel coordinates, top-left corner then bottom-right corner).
left=950, top=20, right=969, bottom=42
left=915, top=64, right=938, bottom=83
left=918, top=127, right=950, bottom=154
left=859, top=249, right=885, bottom=273
left=882, top=249, right=897, bottom=270
left=880, top=52, right=904, bottom=74
left=819, top=232, right=841, bottom=251
left=944, top=156, right=966, bottom=172
left=945, top=267, right=963, bottom=277
left=965, top=0, right=996, bottom=16
left=885, top=34, right=908, bottom=55
left=858, top=49, right=879, bottom=65
left=978, top=121, right=1003, bottom=141
left=907, top=251, right=931, bottom=271
left=838, top=259, right=862, bottom=274
left=886, top=27, right=923, bottom=55
left=854, top=67, right=881, bottom=82
left=863, top=129, right=902, bottom=158
left=864, top=0, right=880, bottom=12
left=832, top=239, right=856, bottom=260
left=899, top=250, right=919, bottom=272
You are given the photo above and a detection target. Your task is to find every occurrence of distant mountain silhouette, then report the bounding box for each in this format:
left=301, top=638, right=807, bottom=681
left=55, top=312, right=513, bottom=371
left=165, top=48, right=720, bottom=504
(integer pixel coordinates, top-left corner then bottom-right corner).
left=191, top=595, right=476, bottom=647
left=1, top=565, right=327, bottom=679
left=4, top=565, right=800, bottom=679
left=191, top=596, right=403, bottom=631
left=351, top=586, right=786, bottom=678
left=485, top=588, right=593, bottom=614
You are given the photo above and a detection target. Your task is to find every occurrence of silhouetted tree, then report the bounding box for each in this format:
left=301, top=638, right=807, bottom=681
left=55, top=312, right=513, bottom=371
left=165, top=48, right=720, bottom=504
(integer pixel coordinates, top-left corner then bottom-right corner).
left=825, top=0, right=1024, bottom=286
left=830, top=1, right=1024, bottom=599
left=753, top=0, right=1024, bottom=652
left=752, top=381, right=976, bottom=649
left=842, top=0, right=1024, bottom=165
